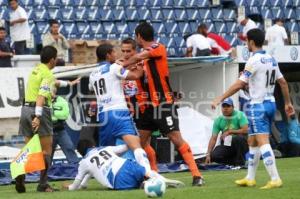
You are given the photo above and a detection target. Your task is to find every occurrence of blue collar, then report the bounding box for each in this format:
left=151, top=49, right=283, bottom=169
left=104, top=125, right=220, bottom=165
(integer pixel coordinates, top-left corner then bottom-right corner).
left=253, top=50, right=266, bottom=55
left=98, top=61, right=111, bottom=66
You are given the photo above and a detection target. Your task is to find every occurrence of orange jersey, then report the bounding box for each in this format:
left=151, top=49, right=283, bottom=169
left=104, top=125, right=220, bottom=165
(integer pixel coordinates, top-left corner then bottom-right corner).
left=143, top=43, right=174, bottom=107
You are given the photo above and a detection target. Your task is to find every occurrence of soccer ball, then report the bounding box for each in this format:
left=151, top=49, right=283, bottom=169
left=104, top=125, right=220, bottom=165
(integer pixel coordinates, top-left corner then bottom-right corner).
left=144, top=177, right=166, bottom=198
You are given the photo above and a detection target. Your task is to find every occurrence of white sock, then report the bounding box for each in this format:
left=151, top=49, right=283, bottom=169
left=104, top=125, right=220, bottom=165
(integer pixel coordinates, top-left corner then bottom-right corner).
left=134, top=148, right=151, bottom=173
left=260, top=144, right=280, bottom=181
left=246, top=147, right=260, bottom=180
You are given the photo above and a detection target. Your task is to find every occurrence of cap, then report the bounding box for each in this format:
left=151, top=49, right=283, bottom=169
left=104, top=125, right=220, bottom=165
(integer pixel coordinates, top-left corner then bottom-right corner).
left=222, top=98, right=234, bottom=106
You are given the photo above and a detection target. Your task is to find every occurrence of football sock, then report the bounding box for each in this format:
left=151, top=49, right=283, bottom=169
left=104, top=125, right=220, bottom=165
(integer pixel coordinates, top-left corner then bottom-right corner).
left=134, top=148, right=151, bottom=173
left=246, top=146, right=260, bottom=180
left=178, top=142, right=201, bottom=177
left=260, top=144, right=280, bottom=181
left=144, top=144, right=158, bottom=171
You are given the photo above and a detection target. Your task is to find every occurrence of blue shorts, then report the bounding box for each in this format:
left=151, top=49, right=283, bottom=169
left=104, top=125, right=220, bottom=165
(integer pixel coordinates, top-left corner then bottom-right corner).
left=113, top=160, right=146, bottom=190
left=98, top=110, right=138, bottom=146
left=245, top=101, right=276, bottom=135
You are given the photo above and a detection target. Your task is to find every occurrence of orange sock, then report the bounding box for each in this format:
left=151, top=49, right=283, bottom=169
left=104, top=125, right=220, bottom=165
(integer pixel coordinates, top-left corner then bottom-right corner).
left=144, top=144, right=158, bottom=172
left=178, top=142, right=201, bottom=177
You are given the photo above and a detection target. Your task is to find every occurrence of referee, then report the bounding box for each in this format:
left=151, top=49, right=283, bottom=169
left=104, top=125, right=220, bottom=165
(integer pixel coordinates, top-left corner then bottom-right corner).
left=16, top=46, right=58, bottom=193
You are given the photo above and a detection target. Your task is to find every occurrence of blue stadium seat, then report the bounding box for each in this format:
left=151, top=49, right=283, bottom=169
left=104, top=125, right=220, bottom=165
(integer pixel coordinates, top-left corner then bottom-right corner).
left=0, top=8, right=9, bottom=20
left=125, top=9, right=139, bottom=21
left=178, top=22, right=191, bottom=35
left=199, top=8, right=212, bottom=20
left=90, top=21, right=104, bottom=34
left=161, top=0, right=174, bottom=8
left=61, top=8, right=75, bottom=21
left=196, top=0, right=211, bottom=7
left=127, top=21, right=138, bottom=33
left=173, top=36, right=186, bottom=48
left=214, top=22, right=228, bottom=33
left=99, top=0, right=111, bottom=6
left=148, top=0, right=161, bottom=7
left=152, top=22, right=166, bottom=35
left=24, top=7, right=35, bottom=20
left=102, top=22, right=118, bottom=35
left=115, top=22, right=130, bottom=36
left=74, top=7, right=87, bottom=21
left=189, top=22, right=198, bottom=32
left=48, top=8, right=62, bottom=19
left=260, top=7, right=273, bottom=19
left=124, top=0, right=136, bottom=7
left=174, top=0, right=186, bottom=7
left=0, top=0, right=8, bottom=5
left=86, top=0, right=100, bottom=6
left=223, top=9, right=236, bottom=21
left=285, top=21, right=299, bottom=32
left=224, top=35, right=237, bottom=46
left=48, top=0, right=61, bottom=6
left=207, top=23, right=215, bottom=33
left=100, top=10, right=114, bottom=21
left=226, top=22, right=238, bottom=33
left=284, top=8, right=296, bottom=20
left=138, top=9, right=151, bottom=20
left=247, top=6, right=260, bottom=15
left=283, top=0, right=293, bottom=7
left=270, top=0, right=282, bottom=7
left=162, top=9, right=175, bottom=20
left=21, top=0, right=34, bottom=6
left=234, top=0, right=246, bottom=6
left=174, top=9, right=187, bottom=21
left=34, top=7, right=49, bottom=20
left=257, top=0, right=270, bottom=7
left=186, top=9, right=199, bottom=21
left=76, top=22, right=91, bottom=38
left=211, top=8, right=223, bottom=20
left=150, top=9, right=163, bottom=21
left=165, top=22, right=179, bottom=36
left=73, top=0, right=86, bottom=6
left=33, top=0, right=49, bottom=6
left=271, top=7, right=283, bottom=19
left=62, top=22, right=78, bottom=39
left=60, top=0, right=75, bottom=6
left=112, top=9, right=125, bottom=21
left=246, top=0, right=258, bottom=6
left=87, top=7, right=100, bottom=21
left=136, top=0, right=149, bottom=7
left=36, top=21, right=49, bottom=34
left=29, top=21, right=37, bottom=35
left=293, top=0, right=300, bottom=7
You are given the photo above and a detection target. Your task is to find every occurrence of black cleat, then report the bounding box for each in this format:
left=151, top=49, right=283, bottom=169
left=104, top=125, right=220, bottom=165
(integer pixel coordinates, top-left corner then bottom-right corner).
left=192, top=176, right=204, bottom=186
left=15, top=174, right=26, bottom=193
left=37, top=184, right=59, bottom=192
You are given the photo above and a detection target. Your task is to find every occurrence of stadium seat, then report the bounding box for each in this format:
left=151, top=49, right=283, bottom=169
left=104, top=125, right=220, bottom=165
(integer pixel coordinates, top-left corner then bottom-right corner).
left=136, top=0, right=149, bottom=7
left=33, top=0, right=49, bottom=6
left=0, top=8, right=9, bottom=20
left=162, top=9, right=175, bottom=21
left=223, top=9, right=236, bottom=21
left=186, top=9, right=199, bottom=21
left=87, top=7, right=101, bottom=21
left=48, top=0, right=61, bottom=6
left=73, top=0, right=86, bottom=6
left=257, top=0, right=270, bottom=7
left=137, top=9, right=151, bottom=20
left=86, top=0, right=100, bottom=6
left=115, top=22, right=130, bottom=35
left=197, top=0, right=211, bottom=7
left=161, top=0, right=174, bottom=8
left=283, top=0, right=293, bottom=7
left=125, top=9, right=139, bottom=21
left=284, top=8, right=296, bottom=20
left=90, top=21, right=104, bottom=34
left=269, top=0, right=282, bottom=7
left=207, top=23, right=215, bottom=33
left=60, top=0, right=75, bottom=6
left=148, top=0, right=162, bottom=7
left=100, top=10, right=114, bottom=21
left=245, top=0, right=259, bottom=6
left=150, top=9, right=163, bottom=21
left=124, top=0, right=136, bottom=7
left=34, top=7, right=49, bottom=20
left=174, top=0, right=186, bottom=7
left=199, top=8, right=212, bottom=20
left=76, top=22, right=91, bottom=38
left=29, top=21, right=37, bottom=35
left=285, top=21, right=299, bottom=32
left=174, top=9, right=187, bottom=21
left=99, top=0, right=111, bottom=6
left=271, top=7, right=283, bottom=20
left=293, top=0, right=300, bottom=7
left=127, top=21, right=138, bottom=33
left=22, top=0, right=34, bottom=6
left=112, top=9, right=125, bottom=21
left=173, top=36, right=186, bottom=48
left=247, top=6, right=260, bottom=15
left=102, top=22, right=118, bottom=35
left=260, top=7, right=273, bottom=20
left=233, top=0, right=246, bottom=6
left=178, top=22, right=191, bottom=35
left=189, top=22, right=198, bottom=32
left=48, top=8, right=62, bottom=20
left=36, top=21, right=49, bottom=34
left=224, top=35, right=237, bottom=46
left=61, top=8, right=75, bottom=21
left=211, top=8, right=223, bottom=20
left=62, top=22, right=78, bottom=39
left=165, top=22, right=179, bottom=36
left=0, top=0, right=7, bottom=5
left=226, top=22, right=238, bottom=33
left=74, top=7, right=87, bottom=21
left=152, top=22, right=166, bottom=35
left=214, top=21, right=228, bottom=33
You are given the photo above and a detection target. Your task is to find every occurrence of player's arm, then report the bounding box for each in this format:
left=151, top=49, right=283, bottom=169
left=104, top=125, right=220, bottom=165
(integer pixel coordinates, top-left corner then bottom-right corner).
left=115, top=64, right=143, bottom=80
left=277, top=77, right=294, bottom=116
left=79, top=173, right=92, bottom=189
left=55, top=77, right=81, bottom=88
left=68, top=162, right=89, bottom=191
left=123, top=50, right=151, bottom=68
left=110, top=145, right=129, bottom=155
left=186, top=47, right=193, bottom=57
left=205, top=134, right=218, bottom=164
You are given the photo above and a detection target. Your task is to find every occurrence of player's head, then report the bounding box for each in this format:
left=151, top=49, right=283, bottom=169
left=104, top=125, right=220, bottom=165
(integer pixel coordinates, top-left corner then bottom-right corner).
left=135, top=22, right=154, bottom=47
left=121, top=38, right=137, bottom=60
left=96, top=43, right=116, bottom=63
left=197, top=24, right=208, bottom=37
left=0, top=27, right=6, bottom=40
left=9, top=0, right=18, bottom=10
left=274, top=18, right=284, bottom=26
left=238, top=16, right=249, bottom=26
left=221, top=98, right=234, bottom=116
left=49, top=19, right=60, bottom=34
left=40, top=46, right=57, bottom=69
left=246, top=28, right=265, bottom=52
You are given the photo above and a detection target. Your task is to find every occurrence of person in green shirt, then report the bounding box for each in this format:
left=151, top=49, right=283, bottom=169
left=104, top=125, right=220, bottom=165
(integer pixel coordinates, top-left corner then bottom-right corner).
left=17, top=46, right=58, bottom=193
left=205, top=98, right=249, bottom=166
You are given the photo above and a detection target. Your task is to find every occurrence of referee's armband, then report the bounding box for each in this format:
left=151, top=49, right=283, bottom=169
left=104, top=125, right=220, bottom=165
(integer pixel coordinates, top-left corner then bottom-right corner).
left=35, top=106, right=43, bottom=116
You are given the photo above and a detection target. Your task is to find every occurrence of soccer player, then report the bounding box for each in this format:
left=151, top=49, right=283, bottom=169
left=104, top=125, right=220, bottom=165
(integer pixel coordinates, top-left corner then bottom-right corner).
left=63, top=145, right=184, bottom=191
left=211, top=28, right=294, bottom=189
left=122, top=22, right=204, bottom=186
left=89, top=43, right=152, bottom=175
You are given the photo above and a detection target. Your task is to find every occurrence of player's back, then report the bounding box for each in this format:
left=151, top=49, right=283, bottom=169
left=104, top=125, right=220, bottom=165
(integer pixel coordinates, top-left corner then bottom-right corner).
left=89, top=62, right=128, bottom=112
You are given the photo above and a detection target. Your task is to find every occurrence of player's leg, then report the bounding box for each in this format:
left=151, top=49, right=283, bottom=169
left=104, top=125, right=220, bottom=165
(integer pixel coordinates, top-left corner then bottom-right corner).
left=139, top=130, right=158, bottom=171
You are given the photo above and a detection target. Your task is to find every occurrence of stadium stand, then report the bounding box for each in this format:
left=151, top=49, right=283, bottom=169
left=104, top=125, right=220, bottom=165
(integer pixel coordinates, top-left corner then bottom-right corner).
left=0, top=0, right=299, bottom=56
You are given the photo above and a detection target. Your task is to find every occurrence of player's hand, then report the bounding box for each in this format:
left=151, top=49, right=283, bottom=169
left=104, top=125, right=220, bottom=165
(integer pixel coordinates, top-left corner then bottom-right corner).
left=32, top=117, right=40, bottom=132
left=205, top=155, right=211, bottom=165
left=211, top=97, right=222, bottom=110
left=69, top=77, right=81, bottom=86
left=115, top=59, right=124, bottom=66
left=62, top=182, right=70, bottom=190
left=10, top=21, right=16, bottom=26
left=285, top=103, right=295, bottom=118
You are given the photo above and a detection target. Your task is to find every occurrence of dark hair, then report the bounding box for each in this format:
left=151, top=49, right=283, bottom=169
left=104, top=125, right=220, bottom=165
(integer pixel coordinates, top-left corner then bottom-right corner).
left=135, top=22, right=154, bottom=42
left=247, top=28, right=265, bottom=47
left=9, top=0, right=18, bottom=2
left=198, top=23, right=207, bottom=31
left=274, top=18, right=284, bottom=24
left=49, top=19, right=59, bottom=27
left=121, top=37, right=137, bottom=49
left=0, top=27, right=6, bottom=31
left=40, top=46, right=57, bottom=64
left=96, top=43, right=114, bottom=62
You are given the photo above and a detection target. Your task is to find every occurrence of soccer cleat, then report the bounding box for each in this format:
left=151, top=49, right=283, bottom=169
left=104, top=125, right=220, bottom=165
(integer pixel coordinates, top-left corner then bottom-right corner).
left=15, top=174, right=26, bottom=193
left=235, top=178, right=256, bottom=187
left=163, top=178, right=185, bottom=188
left=192, top=176, right=204, bottom=186
left=260, top=179, right=282, bottom=189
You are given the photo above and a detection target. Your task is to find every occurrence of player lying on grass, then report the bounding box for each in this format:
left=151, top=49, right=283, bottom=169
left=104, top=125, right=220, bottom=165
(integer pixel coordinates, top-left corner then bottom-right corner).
left=63, top=145, right=184, bottom=191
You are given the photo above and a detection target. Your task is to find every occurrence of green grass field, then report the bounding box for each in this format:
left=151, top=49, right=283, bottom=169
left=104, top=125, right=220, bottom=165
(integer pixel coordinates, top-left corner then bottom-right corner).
left=1, top=158, right=300, bottom=199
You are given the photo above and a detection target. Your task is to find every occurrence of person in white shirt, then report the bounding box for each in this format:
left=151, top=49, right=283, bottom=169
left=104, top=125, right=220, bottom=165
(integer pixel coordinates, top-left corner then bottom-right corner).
left=265, top=18, right=288, bottom=46
left=185, top=25, right=211, bottom=57
left=63, top=145, right=184, bottom=191
left=238, top=16, right=257, bottom=42
left=212, top=28, right=294, bottom=189
left=9, top=0, right=31, bottom=55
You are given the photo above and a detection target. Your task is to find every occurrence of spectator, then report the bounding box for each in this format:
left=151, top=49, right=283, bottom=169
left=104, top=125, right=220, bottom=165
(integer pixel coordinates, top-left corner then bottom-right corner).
left=42, top=19, right=70, bottom=66
left=205, top=98, right=249, bottom=166
left=185, top=25, right=211, bottom=57
left=238, top=16, right=257, bottom=42
left=198, top=23, right=232, bottom=55
left=9, top=0, right=30, bottom=55
left=265, top=18, right=288, bottom=46
left=0, top=27, right=14, bottom=67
